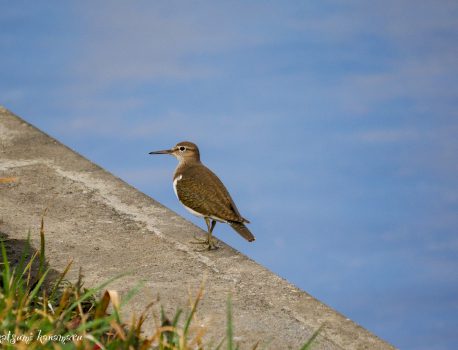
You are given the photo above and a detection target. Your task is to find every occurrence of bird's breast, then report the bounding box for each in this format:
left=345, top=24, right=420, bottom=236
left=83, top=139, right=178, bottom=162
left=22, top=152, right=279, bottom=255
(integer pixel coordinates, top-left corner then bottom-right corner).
left=173, top=174, right=182, bottom=199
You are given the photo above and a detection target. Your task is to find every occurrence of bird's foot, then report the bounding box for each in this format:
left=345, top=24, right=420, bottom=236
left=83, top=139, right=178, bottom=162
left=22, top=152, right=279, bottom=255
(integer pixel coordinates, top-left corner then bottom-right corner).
left=190, top=234, right=219, bottom=250
left=191, top=233, right=208, bottom=243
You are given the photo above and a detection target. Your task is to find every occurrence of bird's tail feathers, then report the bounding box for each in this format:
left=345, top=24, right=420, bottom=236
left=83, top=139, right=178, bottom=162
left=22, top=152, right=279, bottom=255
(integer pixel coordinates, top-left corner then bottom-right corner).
left=229, top=222, right=255, bottom=242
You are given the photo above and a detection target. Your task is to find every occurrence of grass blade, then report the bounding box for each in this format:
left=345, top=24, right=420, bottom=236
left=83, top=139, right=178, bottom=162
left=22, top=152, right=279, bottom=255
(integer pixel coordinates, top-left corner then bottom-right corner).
left=48, top=259, right=73, bottom=301
left=299, top=325, right=324, bottom=350
left=1, top=241, right=11, bottom=295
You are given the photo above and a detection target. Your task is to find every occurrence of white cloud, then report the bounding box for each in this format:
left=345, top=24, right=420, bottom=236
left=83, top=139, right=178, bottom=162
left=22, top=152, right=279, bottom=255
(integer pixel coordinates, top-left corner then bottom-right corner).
left=286, top=1, right=458, bottom=117
left=68, top=1, right=276, bottom=87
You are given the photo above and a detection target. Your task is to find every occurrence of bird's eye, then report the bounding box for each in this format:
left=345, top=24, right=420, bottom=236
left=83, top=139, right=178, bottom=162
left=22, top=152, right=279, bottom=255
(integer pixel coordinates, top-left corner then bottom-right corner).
left=179, top=146, right=186, bottom=152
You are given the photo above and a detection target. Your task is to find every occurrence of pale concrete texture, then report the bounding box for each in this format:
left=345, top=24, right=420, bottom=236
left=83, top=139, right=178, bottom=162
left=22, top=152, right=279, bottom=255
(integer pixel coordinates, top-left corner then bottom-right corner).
left=0, top=106, right=395, bottom=349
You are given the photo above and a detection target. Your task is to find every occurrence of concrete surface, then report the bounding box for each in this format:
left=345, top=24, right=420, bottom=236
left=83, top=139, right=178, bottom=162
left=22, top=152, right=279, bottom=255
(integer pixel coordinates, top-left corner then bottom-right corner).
left=0, top=106, right=396, bottom=349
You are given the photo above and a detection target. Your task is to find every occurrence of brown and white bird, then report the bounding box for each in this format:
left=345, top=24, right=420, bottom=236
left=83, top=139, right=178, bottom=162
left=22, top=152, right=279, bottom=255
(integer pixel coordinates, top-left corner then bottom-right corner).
left=149, top=141, right=255, bottom=250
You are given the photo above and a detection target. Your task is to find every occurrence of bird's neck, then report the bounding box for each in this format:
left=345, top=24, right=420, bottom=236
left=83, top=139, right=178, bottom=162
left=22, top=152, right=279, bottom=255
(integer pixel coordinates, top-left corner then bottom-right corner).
left=174, top=158, right=201, bottom=179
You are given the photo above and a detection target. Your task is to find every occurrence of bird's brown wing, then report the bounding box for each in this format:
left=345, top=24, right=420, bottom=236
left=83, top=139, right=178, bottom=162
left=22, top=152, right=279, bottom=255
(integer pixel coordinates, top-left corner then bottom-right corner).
left=176, top=165, right=245, bottom=223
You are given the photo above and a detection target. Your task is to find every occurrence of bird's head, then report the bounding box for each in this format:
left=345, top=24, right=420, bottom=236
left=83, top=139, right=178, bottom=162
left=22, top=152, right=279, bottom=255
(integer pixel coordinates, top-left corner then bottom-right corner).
left=149, top=141, right=200, bottom=162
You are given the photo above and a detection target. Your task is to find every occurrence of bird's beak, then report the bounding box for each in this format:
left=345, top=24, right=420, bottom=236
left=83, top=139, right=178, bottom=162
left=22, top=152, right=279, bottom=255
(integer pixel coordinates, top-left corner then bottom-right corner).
left=148, top=149, right=174, bottom=155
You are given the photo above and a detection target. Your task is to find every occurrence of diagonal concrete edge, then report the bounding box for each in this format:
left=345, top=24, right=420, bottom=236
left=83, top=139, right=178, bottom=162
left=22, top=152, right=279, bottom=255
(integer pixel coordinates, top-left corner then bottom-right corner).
left=0, top=106, right=396, bottom=349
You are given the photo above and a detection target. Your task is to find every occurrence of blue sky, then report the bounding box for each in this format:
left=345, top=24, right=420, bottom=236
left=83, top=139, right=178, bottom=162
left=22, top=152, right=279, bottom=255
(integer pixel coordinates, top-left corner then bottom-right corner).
left=1, top=1, right=457, bottom=349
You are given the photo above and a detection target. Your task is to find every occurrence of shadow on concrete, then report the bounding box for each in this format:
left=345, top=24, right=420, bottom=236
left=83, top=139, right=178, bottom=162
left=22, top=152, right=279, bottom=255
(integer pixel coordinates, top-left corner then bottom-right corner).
left=0, top=230, right=62, bottom=289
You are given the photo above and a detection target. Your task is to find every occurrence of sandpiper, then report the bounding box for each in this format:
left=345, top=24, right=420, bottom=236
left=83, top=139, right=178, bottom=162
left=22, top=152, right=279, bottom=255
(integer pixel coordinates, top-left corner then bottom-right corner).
left=149, top=141, right=255, bottom=249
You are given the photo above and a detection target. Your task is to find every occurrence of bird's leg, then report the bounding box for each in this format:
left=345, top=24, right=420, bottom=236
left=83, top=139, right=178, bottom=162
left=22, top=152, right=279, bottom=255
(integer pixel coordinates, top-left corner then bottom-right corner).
left=206, top=219, right=218, bottom=250
left=191, top=218, right=218, bottom=250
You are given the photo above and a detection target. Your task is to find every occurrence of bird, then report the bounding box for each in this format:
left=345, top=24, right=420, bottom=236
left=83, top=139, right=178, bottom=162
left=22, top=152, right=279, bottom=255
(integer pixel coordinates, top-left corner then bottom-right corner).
left=149, top=141, right=255, bottom=250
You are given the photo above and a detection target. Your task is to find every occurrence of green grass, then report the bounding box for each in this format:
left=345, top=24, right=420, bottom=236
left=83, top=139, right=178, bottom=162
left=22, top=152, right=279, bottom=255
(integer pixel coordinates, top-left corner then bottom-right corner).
left=0, top=218, right=321, bottom=349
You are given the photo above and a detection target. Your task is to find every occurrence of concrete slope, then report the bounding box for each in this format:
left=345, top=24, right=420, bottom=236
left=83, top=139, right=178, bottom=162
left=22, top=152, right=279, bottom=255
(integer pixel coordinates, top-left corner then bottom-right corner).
left=0, top=106, right=395, bottom=349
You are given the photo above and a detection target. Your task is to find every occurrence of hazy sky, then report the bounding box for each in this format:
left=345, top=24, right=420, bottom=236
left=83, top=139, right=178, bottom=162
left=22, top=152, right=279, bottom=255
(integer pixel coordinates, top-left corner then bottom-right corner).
left=1, top=2, right=457, bottom=349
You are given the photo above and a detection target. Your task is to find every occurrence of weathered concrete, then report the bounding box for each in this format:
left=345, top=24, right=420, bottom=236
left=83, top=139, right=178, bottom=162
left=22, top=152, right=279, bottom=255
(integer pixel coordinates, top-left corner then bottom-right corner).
left=0, top=106, right=395, bottom=349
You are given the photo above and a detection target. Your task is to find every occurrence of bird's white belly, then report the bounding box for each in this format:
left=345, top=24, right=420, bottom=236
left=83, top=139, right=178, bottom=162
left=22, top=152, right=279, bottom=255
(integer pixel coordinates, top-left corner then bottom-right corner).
left=183, top=202, right=226, bottom=223
left=183, top=205, right=206, bottom=218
